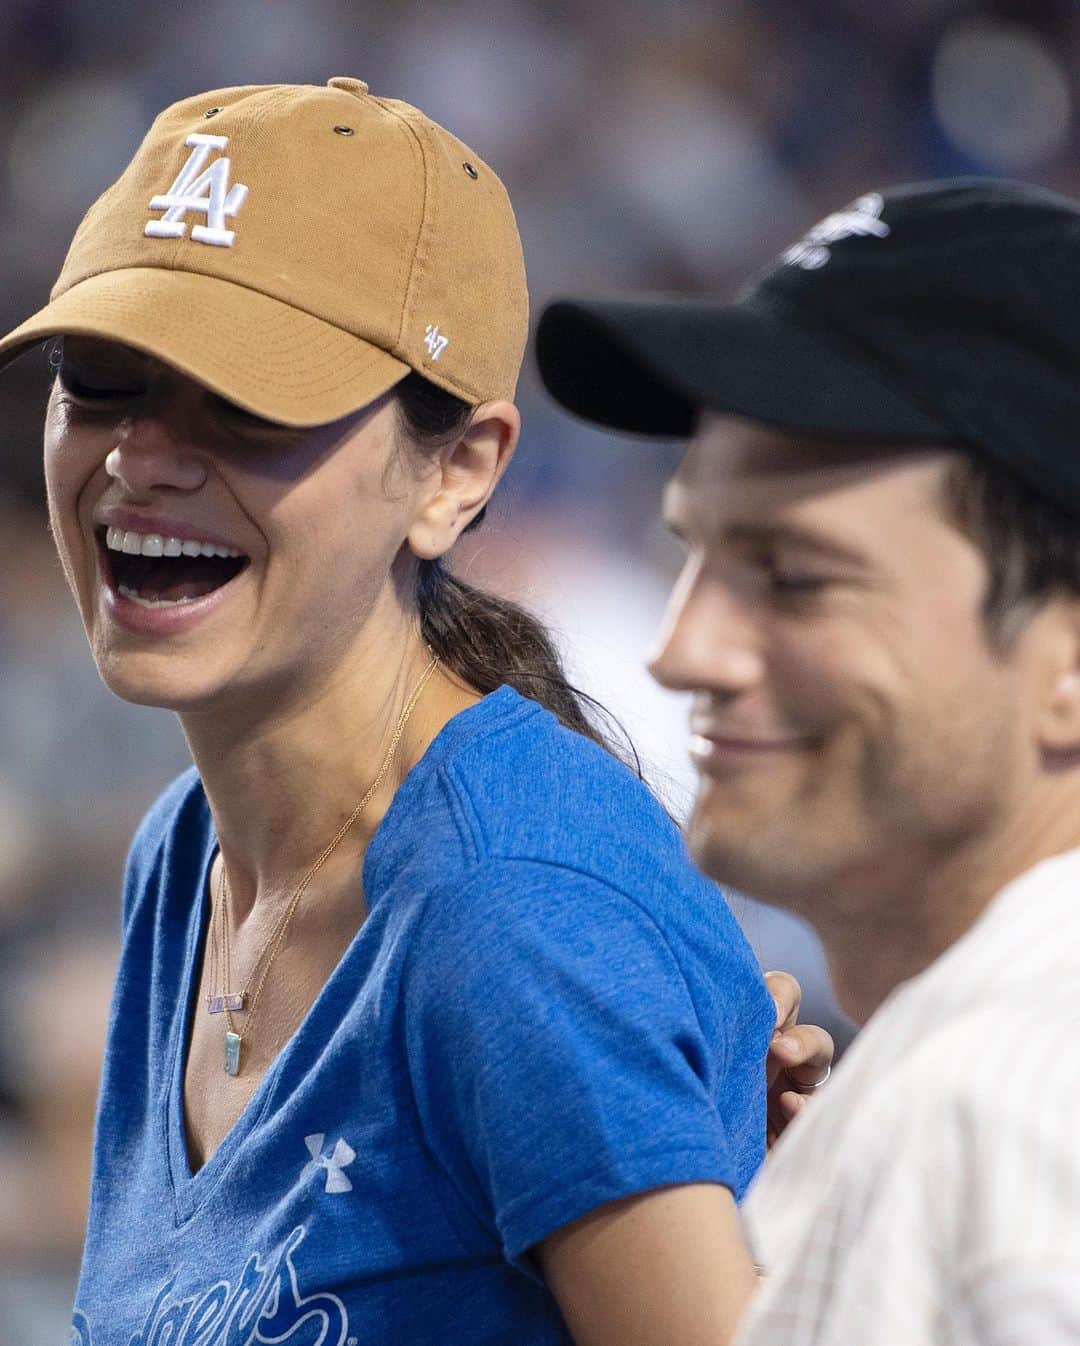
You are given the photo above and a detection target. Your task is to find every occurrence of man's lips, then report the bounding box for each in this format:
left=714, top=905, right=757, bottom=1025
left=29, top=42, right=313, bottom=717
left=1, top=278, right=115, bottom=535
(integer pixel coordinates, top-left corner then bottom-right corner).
left=691, top=730, right=811, bottom=750
left=689, top=728, right=816, bottom=767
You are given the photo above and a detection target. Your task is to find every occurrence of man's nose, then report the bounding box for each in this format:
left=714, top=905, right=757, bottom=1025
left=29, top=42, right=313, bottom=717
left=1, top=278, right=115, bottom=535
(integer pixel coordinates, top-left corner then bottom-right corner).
left=104, top=416, right=208, bottom=497
left=648, top=559, right=765, bottom=695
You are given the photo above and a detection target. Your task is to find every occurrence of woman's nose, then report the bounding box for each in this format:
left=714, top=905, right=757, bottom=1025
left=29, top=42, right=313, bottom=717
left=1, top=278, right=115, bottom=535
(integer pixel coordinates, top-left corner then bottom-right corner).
left=103, top=417, right=207, bottom=496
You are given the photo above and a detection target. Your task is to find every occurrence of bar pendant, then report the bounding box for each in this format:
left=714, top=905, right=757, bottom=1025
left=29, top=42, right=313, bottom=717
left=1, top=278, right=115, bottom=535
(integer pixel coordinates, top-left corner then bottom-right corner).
left=207, top=993, right=246, bottom=1014
left=224, top=1031, right=242, bottom=1076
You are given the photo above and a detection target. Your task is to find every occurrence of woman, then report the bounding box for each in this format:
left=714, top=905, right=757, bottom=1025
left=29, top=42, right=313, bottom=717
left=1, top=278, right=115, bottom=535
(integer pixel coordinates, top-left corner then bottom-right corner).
left=1, top=79, right=828, bottom=1346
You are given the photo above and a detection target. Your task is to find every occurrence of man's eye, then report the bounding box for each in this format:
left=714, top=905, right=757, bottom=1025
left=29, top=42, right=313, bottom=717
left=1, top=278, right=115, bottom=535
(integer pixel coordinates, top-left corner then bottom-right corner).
left=768, top=570, right=831, bottom=595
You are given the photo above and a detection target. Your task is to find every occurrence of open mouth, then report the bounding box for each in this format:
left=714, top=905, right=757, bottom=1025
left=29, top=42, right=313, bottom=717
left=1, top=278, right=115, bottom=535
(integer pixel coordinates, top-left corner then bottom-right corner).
left=98, top=526, right=250, bottom=607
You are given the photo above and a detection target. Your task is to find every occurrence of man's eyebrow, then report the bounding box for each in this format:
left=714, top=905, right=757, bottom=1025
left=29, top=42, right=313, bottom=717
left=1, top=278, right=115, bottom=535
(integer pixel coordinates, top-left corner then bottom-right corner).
left=723, top=520, right=870, bottom=566
left=661, top=491, right=869, bottom=565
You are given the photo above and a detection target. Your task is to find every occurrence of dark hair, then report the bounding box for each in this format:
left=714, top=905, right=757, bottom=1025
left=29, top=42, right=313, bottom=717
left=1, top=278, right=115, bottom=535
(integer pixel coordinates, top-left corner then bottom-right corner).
left=941, top=451, right=1080, bottom=647
left=394, top=371, right=640, bottom=772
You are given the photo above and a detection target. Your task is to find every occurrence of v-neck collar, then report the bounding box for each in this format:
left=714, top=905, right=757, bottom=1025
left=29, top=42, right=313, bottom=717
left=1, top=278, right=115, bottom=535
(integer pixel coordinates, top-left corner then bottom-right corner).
left=163, top=830, right=278, bottom=1221
left=162, top=685, right=535, bottom=1222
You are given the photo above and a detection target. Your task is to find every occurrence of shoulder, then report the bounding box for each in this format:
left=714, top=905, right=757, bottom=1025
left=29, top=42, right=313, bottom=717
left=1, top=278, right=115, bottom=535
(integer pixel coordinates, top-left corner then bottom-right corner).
left=389, top=687, right=770, bottom=1038
left=876, top=978, right=1080, bottom=1128
left=405, top=848, right=771, bottom=1082
left=439, top=687, right=697, bottom=881
left=907, top=991, right=1080, bottom=1166
left=744, top=989, right=1080, bottom=1341
left=755, top=982, right=1080, bottom=1239
left=407, top=856, right=682, bottom=981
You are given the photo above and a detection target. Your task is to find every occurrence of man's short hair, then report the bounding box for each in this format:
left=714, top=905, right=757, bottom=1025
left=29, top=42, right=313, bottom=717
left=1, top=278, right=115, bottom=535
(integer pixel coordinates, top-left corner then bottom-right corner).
left=942, top=452, right=1080, bottom=648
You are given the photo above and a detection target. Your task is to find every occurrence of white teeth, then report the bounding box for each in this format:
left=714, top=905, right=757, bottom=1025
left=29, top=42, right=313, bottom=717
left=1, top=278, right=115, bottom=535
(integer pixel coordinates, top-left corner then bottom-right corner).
left=117, top=583, right=197, bottom=608
left=103, top=527, right=243, bottom=559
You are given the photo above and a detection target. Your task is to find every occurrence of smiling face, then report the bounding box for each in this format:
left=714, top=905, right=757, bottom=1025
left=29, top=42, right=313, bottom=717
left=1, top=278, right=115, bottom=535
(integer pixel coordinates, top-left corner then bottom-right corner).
left=44, top=338, right=431, bottom=716
left=650, top=413, right=1057, bottom=917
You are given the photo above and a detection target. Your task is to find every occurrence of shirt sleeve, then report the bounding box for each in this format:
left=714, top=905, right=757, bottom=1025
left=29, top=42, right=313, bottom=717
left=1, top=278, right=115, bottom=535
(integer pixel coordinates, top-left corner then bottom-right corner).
left=403, top=857, right=743, bottom=1267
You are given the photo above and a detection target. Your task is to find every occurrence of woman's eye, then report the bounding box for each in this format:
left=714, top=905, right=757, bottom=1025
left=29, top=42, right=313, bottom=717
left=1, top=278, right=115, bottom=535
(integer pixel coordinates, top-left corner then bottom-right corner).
left=214, top=397, right=277, bottom=430
left=57, top=363, right=142, bottom=401
left=210, top=394, right=299, bottom=444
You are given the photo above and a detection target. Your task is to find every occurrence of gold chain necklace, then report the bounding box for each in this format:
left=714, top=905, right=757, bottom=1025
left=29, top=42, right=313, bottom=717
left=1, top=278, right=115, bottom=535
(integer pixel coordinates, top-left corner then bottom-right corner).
left=208, top=653, right=440, bottom=1076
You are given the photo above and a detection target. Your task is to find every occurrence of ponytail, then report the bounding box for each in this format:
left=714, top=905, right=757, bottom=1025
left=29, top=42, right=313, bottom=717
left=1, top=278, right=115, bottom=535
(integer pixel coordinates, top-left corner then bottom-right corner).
left=396, top=372, right=640, bottom=772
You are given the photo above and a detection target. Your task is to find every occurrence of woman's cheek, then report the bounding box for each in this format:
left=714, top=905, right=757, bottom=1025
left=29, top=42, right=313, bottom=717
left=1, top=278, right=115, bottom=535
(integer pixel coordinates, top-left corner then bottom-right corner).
left=42, top=489, right=81, bottom=603
left=43, top=450, right=95, bottom=607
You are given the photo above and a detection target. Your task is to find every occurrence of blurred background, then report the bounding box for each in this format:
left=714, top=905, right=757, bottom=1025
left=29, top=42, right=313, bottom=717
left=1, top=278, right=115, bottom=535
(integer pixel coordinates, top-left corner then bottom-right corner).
left=2, top=0, right=1078, bottom=1335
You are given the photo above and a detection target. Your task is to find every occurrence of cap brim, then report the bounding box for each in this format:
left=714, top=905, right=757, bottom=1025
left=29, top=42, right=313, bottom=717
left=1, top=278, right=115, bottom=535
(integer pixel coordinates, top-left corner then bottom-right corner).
left=0, top=268, right=412, bottom=426
left=536, top=296, right=952, bottom=442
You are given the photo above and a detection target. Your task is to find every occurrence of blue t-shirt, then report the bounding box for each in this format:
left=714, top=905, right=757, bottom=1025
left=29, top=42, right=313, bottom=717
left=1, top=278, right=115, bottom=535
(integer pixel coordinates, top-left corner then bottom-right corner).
left=72, top=687, right=774, bottom=1346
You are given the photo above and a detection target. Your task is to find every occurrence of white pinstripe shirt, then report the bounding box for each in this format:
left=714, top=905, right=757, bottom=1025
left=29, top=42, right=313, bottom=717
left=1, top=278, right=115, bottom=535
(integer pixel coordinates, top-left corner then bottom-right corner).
left=737, top=848, right=1080, bottom=1346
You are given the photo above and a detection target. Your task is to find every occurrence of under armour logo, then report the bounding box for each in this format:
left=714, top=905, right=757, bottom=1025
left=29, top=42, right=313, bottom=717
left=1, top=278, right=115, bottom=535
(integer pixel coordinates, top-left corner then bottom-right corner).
left=145, top=133, right=249, bottom=248
left=424, top=324, right=449, bottom=361
left=781, top=193, right=890, bottom=271
left=301, top=1133, right=356, bottom=1194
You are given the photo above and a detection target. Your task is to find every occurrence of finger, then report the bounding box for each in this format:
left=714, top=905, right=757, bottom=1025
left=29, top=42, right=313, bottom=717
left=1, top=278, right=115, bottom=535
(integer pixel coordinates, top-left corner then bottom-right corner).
left=769, top=1024, right=834, bottom=1088
left=764, top=970, right=802, bottom=1034
left=766, top=1021, right=831, bottom=1087
left=776, top=1090, right=808, bottom=1121
left=765, top=1090, right=808, bottom=1148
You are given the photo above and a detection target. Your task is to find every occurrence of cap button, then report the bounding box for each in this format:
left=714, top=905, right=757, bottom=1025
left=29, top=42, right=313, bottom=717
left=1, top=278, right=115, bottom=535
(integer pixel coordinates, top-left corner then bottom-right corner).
left=327, top=76, right=370, bottom=96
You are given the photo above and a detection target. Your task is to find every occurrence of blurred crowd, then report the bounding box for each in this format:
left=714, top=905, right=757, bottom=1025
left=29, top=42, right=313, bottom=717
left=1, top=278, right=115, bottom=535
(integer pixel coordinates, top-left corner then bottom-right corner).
left=2, top=0, right=1077, bottom=1334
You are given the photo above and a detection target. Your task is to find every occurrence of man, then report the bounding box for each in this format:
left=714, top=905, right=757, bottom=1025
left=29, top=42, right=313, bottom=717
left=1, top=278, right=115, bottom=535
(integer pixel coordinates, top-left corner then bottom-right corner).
left=536, top=179, right=1080, bottom=1343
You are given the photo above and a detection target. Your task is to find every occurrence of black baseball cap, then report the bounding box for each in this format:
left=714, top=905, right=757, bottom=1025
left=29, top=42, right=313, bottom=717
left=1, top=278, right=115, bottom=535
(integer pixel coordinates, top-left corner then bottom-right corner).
left=536, top=179, right=1080, bottom=508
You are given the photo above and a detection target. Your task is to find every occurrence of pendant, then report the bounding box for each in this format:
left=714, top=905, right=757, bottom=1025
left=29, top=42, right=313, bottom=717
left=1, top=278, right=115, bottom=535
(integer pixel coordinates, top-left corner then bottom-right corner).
left=207, top=992, right=246, bottom=1014
left=224, top=1031, right=242, bottom=1076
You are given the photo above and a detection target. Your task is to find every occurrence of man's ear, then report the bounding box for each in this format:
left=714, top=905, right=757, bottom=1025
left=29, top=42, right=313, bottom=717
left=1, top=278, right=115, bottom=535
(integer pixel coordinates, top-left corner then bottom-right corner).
left=1035, top=598, right=1080, bottom=754
left=407, top=400, right=520, bottom=561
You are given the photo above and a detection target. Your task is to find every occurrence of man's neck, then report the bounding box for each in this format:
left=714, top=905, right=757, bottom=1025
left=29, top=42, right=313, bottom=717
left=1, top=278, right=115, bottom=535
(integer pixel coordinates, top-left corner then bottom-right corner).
left=820, top=791, right=1080, bottom=1024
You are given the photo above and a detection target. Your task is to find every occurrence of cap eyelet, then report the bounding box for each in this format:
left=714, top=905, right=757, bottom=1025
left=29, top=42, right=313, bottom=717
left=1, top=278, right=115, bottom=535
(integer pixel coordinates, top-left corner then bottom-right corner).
left=334, top=124, right=355, bottom=136
left=463, top=162, right=479, bottom=180
left=203, top=107, right=223, bottom=119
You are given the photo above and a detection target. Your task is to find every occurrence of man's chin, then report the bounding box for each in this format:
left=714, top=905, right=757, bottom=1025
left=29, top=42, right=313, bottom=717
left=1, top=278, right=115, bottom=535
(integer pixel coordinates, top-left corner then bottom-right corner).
left=685, top=808, right=743, bottom=885
left=686, top=804, right=799, bottom=905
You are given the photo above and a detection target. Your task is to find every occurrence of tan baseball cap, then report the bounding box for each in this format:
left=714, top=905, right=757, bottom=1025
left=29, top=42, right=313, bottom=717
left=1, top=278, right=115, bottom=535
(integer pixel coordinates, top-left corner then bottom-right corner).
left=0, top=77, right=528, bottom=424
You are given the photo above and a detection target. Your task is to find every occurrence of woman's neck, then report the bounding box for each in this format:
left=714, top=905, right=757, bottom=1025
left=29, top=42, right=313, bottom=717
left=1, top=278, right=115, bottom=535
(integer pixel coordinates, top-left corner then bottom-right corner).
left=179, top=623, right=476, bottom=919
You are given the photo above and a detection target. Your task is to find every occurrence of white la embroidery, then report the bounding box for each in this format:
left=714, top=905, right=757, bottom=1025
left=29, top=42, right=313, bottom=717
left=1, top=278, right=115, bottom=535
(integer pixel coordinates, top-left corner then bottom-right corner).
left=424, top=324, right=449, bottom=361
left=144, top=133, right=249, bottom=248
left=781, top=193, right=890, bottom=271
left=301, top=1132, right=356, bottom=1194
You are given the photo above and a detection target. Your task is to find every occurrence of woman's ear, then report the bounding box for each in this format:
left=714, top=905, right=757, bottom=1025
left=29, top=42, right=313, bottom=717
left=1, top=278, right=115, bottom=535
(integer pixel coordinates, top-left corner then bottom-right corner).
left=407, top=400, right=520, bottom=561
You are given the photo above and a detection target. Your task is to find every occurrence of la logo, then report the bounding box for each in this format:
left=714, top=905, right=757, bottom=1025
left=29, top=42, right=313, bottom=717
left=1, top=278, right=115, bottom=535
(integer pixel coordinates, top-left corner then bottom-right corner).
left=145, top=133, right=248, bottom=248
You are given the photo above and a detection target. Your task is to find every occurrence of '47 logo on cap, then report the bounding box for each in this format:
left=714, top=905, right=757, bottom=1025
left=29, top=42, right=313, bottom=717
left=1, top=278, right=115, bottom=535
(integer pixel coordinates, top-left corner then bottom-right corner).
left=145, top=133, right=249, bottom=248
